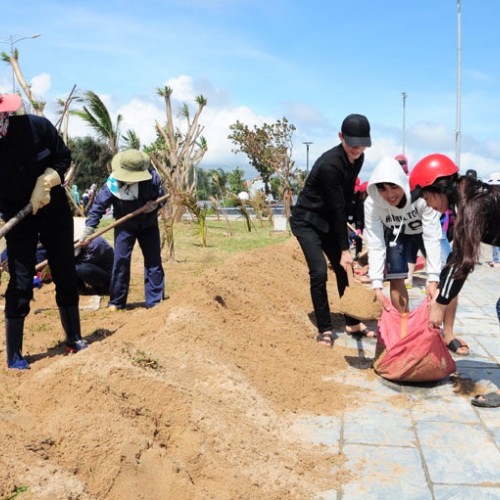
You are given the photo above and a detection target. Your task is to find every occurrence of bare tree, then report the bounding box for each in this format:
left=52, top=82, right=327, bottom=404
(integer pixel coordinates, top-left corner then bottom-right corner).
left=55, top=84, right=78, bottom=143
left=1, top=48, right=45, bottom=115
left=146, top=86, right=208, bottom=259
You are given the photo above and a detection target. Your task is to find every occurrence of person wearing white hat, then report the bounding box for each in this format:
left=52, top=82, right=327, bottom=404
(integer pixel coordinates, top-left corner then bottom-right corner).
left=0, top=94, right=87, bottom=369
left=80, top=149, right=165, bottom=310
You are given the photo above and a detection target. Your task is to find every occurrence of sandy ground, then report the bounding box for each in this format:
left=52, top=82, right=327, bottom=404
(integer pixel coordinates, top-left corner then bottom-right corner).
left=0, top=237, right=380, bottom=499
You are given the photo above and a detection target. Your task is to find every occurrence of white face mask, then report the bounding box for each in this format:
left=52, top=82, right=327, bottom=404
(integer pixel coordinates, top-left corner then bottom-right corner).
left=0, top=112, right=9, bottom=138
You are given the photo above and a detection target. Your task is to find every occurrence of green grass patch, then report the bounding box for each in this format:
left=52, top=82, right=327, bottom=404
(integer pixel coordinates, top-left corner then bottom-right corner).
left=97, top=216, right=292, bottom=298
left=176, top=218, right=291, bottom=253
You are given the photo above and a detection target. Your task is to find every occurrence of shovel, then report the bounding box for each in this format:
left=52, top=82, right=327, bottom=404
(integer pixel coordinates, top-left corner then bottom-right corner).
left=347, top=222, right=369, bottom=266
left=34, top=193, right=170, bottom=272
left=0, top=203, right=33, bottom=240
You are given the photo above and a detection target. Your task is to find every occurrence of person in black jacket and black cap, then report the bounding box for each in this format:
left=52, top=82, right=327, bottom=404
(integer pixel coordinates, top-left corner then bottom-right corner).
left=290, top=114, right=374, bottom=346
left=0, top=94, right=87, bottom=369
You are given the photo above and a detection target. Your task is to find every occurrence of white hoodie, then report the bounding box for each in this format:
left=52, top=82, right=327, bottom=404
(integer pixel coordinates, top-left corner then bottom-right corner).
left=364, top=157, right=442, bottom=289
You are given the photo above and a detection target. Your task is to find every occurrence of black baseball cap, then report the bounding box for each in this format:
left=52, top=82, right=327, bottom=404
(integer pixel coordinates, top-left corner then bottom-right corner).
left=341, top=114, right=372, bottom=147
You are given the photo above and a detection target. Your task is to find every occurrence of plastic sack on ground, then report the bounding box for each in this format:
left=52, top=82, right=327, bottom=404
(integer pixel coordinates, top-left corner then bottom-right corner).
left=373, top=297, right=456, bottom=382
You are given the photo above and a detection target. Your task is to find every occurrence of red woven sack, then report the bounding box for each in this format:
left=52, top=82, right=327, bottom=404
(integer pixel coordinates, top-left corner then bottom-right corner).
left=373, top=298, right=456, bottom=382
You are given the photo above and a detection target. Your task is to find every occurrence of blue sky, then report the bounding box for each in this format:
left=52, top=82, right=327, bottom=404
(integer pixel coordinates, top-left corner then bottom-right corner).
left=2, top=0, right=500, bottom=181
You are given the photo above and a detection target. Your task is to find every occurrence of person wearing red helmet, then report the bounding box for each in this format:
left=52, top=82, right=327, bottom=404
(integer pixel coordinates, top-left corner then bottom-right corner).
left=411, top=153, right=500, bottom=407
left=364, top=157, right=442, bottom=314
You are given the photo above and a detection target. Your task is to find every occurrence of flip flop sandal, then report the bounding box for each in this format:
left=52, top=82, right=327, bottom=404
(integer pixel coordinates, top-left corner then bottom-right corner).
left=471, top=392, right=500, bottom=408
left=446, top=338, right=470, bottom=356
left=345, top=327, right=377, bottom=338
left=316, top=331, right=333, bottom=347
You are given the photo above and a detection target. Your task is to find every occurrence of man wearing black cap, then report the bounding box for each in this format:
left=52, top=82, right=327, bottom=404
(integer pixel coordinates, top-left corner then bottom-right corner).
left=290, top=114, right=374, bottom=346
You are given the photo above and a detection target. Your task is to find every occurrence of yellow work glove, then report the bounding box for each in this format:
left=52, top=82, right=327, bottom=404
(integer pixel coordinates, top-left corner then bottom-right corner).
left=78, top=226, right=95, bottom=247
left=30, top=168, right=61, bottom=215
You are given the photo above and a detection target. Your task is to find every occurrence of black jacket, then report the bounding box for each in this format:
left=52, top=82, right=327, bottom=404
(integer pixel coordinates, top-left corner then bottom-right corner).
left=292, top=144, right=364, bottom=250
left=0, top=114, right=71, bottom=217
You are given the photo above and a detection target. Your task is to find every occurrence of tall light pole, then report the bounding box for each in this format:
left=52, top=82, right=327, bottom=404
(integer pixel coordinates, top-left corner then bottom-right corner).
left=401, top=91, right=408, bottom=155
left=455, top=0, right=462, bottom=167
left=0, top=33, right=41, bottom=92
left=303, top=141, right=313, bottom=174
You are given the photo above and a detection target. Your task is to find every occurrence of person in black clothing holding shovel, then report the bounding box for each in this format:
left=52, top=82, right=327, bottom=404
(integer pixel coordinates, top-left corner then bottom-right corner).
left=80, top=149, right=165, bottom=310
left=0, top=94, right=87, bottom=369
left=290, top=114, right=375, bottom=347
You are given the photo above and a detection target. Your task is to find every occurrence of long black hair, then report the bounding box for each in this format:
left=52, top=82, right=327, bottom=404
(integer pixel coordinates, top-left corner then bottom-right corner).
left=446, top=176, right=500, bottom=278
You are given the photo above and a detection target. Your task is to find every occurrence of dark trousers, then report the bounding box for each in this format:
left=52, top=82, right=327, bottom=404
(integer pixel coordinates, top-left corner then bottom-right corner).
left=110, top=223, right=164, bottom=308
left=4, top=189, right=78, bottom=318
left=76, top=263, right=111, bottom=291
left=291, top=218, right=360, bottom=333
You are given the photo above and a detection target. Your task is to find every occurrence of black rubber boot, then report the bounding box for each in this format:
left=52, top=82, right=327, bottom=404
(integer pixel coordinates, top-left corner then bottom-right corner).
left=6, top=317, right=29, bottom=369
left=58, top=306, right=88, bottom=353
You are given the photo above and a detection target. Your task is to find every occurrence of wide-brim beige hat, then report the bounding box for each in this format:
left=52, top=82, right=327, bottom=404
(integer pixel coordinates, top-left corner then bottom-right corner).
left=111, top=149, right=152, bottom=183
left=0, top=93, right=22, bottom=113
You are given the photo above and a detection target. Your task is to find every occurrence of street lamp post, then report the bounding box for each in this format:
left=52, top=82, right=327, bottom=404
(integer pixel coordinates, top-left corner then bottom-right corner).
left=0, top=33, right=41, bottom=92
left=303, top=141, right=313, bottom=174
left=401, top=91, right=408, bottom=155
left=455, top=0, right=462, bottom=167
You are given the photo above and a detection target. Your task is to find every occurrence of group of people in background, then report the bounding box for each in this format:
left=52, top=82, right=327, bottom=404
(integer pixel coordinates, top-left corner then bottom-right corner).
left=1, top=95, right=499, bottom=407
left=291, top=112, right=500, bottom=408
left=0, top=93, right=165, bottom=370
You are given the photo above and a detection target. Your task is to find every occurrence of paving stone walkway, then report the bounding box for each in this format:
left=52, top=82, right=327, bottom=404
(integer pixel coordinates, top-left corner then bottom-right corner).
left=295, top=262, right=500, bottom=499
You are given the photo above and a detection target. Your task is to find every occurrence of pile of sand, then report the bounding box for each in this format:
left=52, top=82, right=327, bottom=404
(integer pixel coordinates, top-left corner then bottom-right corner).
left=0, top=238, right=379, bottom=499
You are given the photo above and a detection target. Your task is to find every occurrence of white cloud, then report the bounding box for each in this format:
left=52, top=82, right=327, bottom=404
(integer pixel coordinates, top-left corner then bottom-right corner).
left=165, top=75, right=196, bottom=102
left=118, top=98, right=163, bottom=146
left=283, top=101, right=329, bottom=128
left=30, top=73, right=51, bottom=98
left=410, top=122, right=454, bottom=151
left=40, top=73, right=500, bottom=183
left=201, top=105, right=274, bottom=168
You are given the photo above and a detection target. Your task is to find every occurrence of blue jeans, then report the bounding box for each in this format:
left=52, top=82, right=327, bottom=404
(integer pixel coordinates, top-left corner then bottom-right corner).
left=385, top=232, right=426, bottom=280
left=492, top=246, right=500, bottom=264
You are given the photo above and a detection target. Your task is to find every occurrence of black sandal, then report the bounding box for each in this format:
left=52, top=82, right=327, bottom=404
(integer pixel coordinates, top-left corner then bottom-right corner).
left=316, top=331, right=333, bottom=347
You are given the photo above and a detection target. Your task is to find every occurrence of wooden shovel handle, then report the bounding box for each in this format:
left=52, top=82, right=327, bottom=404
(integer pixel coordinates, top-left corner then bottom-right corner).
left=0, top=203, right=32, bottom=240
left=345, top=262, right=355, bottom=287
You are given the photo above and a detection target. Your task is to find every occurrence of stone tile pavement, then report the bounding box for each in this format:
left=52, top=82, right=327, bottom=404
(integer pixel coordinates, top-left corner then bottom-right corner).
left=295, top=263, right=500, bottom=499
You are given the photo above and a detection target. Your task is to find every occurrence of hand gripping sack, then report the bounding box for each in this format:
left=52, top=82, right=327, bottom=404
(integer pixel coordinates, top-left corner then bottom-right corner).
left=373, top=298, right=456, bottom=382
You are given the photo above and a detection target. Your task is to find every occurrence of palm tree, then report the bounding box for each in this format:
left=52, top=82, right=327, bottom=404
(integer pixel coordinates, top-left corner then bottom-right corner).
left=122, top=129, right=141, bottom=150
left=71, top=90, right=122, bottom=155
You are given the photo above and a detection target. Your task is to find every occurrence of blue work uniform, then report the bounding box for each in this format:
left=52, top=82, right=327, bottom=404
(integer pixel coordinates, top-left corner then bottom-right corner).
left=75, top=236, right=114, bottom=294
left=85, top=169, right=165, bottom=309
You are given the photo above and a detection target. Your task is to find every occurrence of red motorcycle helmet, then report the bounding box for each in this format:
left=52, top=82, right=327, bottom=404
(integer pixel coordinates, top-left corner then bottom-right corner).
left=409, top=154, right=459, bottom=191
